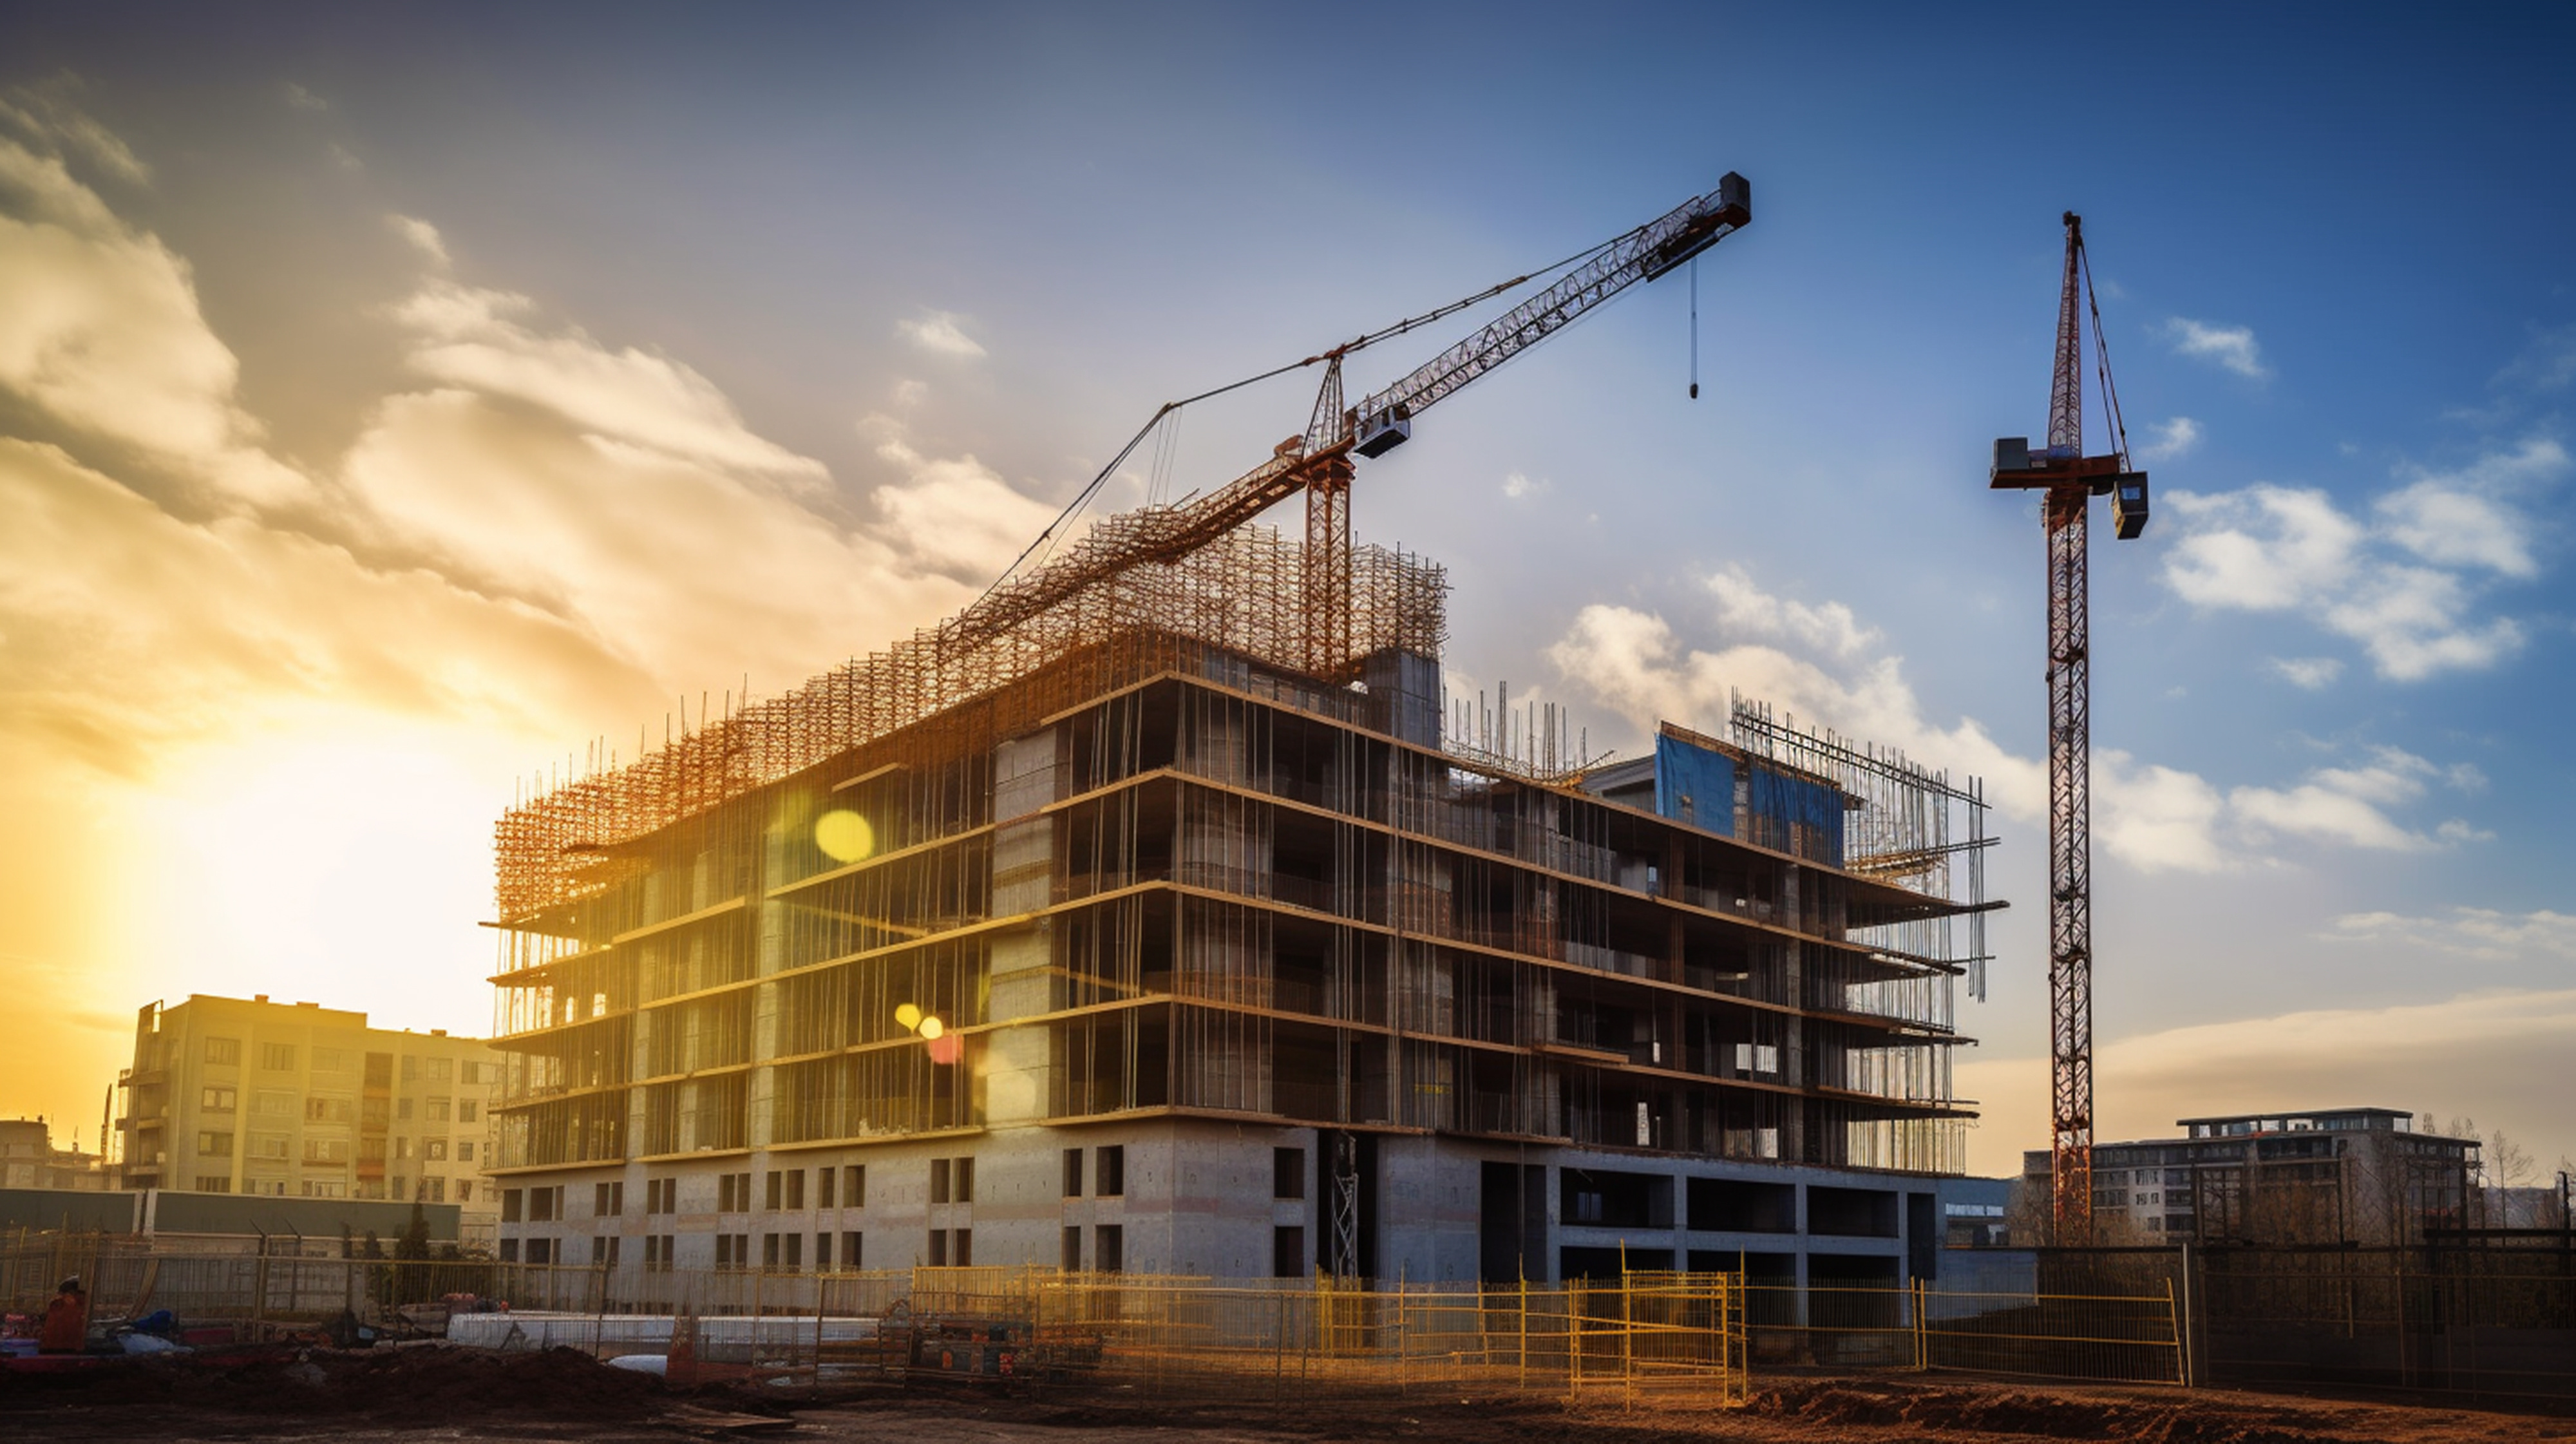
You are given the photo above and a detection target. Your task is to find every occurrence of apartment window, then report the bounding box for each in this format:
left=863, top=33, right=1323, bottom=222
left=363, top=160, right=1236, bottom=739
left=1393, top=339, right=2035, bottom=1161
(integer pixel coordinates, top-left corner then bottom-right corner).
left=302, top=1137, right=350, bottom=1164
left=426, top=1097, right=451, bottom=1123
left=843, top=1231, right=863, bottom=1269
left=526, top=1239, right=553, bottom=1266
left=365, top=1052, right=393, bottom=1088
left=1061, top=1225, right=1083, bottom=1271
left=390, top=1175, right=410, bottom=1200
left=954, top=1228, right=971, bottom=1266
left=719, top=1171, right=753, bottom=1212
left=1064, top=1148, right=1084, bottom=1197
left=815, top=1233, right=833, bottom=1269
left=459, top=1099, right=480, bottom=1123
left=646, top=1177, right=673, bottom=1214
left=591, top=1236, right=621, bottom=1266
left=426, top=1058, right=453, bottom=1084
left=305, top=1097, right=354, bottom=1123
left=401, top=1055, right=418, bottom=1083
left=457, top=1141, right=475, bottom=1162
left=205, top=1038, right=241, bottom=1066
left=314, top=1048, right=352, bottom=1072
left=765, top=1170, right=783, bottom=1210
left=1273, top=1225, right=1305, bottom=1278
left=200, top=1087, right=236, bottom=1113
left=197, top=1131, right=234, bottom=1155
left=531, top=1185, right=561, bottom=1222
left=395, top=1136, right=414, bottom=1161
left=502, top=1188, right=524, bottom=1223
left=762, top=1233, right=802, bottom=1269
left=303, top=1179, right=349, bottom=1199
left=252, top=1134, right=290, bottom=1160
left=1095, top=1224, right=1124, bottom=1273
left=594, top=1181, right=624, bottom=1217
left=644, top=1235, right=672, bottom=1271
left=845, top=1165, right=866, bottom=1208
left=397, top=1098, right=414, bottom=1121
left=361, top=1097, right=389, bottom=1128
left=254, top=1090, right=296, bottom=1118
left=1274, top=1147, right=1305, bottom=1200
left=1096, top=1146, right=1124, bottom=1197
left=928, top=1230, right=947, bottom=1266
left=500, top=1239, right=520, bottom=1263
left=424, top=1177, right=446, bottom=1202
left=426, top=1139, right=451, bottom=1162
left=260, top=1043, right=296, bottom=1071
left=785, top=1170, right=804, bottom=1210
left=930, top=1159, right=951, bottom=1205
left=715, top=1233, right=750, bottom=1268
left=194, top=1175, right=232, bottom=1193
left=955, top=1158, right=974, bottom=1204
left=818, top=1168, right=836, bottom=1210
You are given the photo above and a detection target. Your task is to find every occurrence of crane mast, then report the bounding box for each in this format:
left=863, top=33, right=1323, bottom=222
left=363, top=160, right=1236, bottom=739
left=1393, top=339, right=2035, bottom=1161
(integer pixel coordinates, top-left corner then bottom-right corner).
left=1991, top=213, right=2150, bottom=1245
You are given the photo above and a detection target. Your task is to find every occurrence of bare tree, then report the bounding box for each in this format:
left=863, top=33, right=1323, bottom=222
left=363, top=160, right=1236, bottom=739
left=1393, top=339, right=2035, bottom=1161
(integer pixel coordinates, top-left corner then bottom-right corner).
left=2485, top=1129, right=2535, bottom=1188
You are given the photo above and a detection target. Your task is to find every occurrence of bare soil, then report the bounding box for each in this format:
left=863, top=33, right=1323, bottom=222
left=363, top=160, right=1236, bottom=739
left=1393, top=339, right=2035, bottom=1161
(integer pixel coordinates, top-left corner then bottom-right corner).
left=2, top=1346, right=2570, bottom=1443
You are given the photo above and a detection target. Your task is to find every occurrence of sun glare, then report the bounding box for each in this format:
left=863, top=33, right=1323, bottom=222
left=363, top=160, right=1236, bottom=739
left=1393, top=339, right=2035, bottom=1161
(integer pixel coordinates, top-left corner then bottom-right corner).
left=814, top=809, right=874, bottom=864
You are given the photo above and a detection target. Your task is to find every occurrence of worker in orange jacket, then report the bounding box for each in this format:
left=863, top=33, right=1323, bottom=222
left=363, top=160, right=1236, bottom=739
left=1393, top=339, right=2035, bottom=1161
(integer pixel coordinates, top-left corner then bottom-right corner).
left=38, top=1277, right=88, bottom=1353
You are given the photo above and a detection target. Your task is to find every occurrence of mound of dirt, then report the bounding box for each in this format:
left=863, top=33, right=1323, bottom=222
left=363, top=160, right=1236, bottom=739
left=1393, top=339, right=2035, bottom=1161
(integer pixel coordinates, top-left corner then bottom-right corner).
left=0, top=1343, right=684, bottom=1422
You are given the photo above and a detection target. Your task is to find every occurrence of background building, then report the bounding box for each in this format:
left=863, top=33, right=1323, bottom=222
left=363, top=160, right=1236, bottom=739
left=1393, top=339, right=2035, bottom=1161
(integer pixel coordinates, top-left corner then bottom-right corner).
left=0, top=1117, right=102, bottom=1191
left=112, top=994, right=505, bottom=1247
left=2019, top=1107, right=2481, bottom=1247
left=486, top=522, right=1996, bottom=1289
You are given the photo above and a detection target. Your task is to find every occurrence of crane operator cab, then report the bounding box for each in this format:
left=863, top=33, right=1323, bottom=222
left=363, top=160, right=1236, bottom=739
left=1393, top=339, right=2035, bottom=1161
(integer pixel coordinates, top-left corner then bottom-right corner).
left=2111, top=472, right=2149, bottom=539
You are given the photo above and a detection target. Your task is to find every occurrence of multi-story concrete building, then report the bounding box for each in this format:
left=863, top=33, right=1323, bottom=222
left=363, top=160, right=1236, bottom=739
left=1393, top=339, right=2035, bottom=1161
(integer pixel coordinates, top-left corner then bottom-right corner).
left=111, top=994, right=506, bottom=1243
left=487, top=524, right=1996, bottom=1290
left=2020, top=1107, right=2481, bottom=1246
left=0, top=1117, right=102, bottom=1190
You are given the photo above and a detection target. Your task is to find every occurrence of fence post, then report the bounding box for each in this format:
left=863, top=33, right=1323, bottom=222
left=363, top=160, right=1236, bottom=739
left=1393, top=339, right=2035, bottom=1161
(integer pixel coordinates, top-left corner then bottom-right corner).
left=1911, top=1277, right=1926, bottom=1372
left=2175, top=1242, right=2198, bottom=1388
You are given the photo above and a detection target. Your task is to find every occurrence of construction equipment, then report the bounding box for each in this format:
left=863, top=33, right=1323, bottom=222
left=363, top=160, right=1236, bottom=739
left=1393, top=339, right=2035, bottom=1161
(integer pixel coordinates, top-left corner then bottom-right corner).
left=962, top=173, right=1752, bottom=681
left=1989, top=213, right=2148, bottom=1244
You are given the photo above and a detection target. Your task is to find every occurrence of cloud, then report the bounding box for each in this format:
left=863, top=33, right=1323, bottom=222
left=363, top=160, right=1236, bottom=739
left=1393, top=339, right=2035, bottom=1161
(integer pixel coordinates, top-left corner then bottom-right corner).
left=2138, top=415, right=2201, bottom=462
left=0, top=82, right=150, bottom=186
left=282, top=82, right=331, bottom=113
left=896, top=309, right=987, bottom=359
left=388, top=213, right=449, bottom=268
left=2270, top=656, right=2343, bottom=689
left=1547, top=569, right=2485, bottom=874
left=1502, top=471, right=1546, bottom=499
left=0, top=126, right=309, bottom=508
left=862, top=423, right=1061, bottom=582
left=2328, top=907, right=2576, bottom=963
left=2492, top=321, right=2576, bottom=394
left=2160, top=438, right=2562, bottom=681
left=2230, top=745, right=2484, bottom=852
left=2161, top=317, right=2269, bottom=379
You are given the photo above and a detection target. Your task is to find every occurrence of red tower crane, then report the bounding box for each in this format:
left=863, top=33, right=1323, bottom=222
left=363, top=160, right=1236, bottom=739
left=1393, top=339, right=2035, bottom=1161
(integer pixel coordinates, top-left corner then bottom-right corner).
left=1990, top=213, right=2149, bottom=1245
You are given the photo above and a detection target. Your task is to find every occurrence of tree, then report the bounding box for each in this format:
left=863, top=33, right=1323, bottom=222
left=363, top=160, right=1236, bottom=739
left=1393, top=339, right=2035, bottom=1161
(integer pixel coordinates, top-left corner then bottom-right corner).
left=2486, top=1129, right=2535, bottom=1188
left=395, top=1202, right=431, bottom=1262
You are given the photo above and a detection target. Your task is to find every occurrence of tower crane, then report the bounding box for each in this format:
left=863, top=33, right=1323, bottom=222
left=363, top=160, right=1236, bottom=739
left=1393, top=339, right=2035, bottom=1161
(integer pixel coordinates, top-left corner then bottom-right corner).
left=958, top=173, right=1752, bottom=679
left=962, top=173, right=1750, bottom=1277
left=1989, top=213, right=2150, bottom=1245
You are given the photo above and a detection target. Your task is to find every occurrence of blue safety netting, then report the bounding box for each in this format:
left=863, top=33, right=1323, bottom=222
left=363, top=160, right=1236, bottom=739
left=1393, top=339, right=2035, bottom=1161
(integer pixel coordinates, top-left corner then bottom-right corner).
left=1653, top=733, right=1736, bottom=837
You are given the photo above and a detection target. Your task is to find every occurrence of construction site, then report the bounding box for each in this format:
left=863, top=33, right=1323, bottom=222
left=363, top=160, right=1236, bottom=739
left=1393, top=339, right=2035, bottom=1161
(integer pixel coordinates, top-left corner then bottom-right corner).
left=10, top=179, right=2571, bottom=1440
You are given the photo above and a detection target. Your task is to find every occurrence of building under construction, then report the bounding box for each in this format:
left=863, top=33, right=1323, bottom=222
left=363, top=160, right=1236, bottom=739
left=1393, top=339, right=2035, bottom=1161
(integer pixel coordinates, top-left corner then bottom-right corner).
left=487, top=516, right=1995, bottom=1287
left=486, top=172, right=2000, bottom=1290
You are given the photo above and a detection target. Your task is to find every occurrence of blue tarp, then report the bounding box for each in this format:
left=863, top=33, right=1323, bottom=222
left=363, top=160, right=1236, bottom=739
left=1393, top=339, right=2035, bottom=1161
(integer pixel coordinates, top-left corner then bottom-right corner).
left=1653, top=733, right=1735, bottom=836
left=1748, top=765, right=1845, bottom=866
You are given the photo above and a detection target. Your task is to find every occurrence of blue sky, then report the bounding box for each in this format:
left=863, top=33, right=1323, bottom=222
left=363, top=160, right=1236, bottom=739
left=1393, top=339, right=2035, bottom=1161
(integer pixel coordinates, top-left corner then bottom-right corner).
left=1, top=3, right=2569, bottom=1177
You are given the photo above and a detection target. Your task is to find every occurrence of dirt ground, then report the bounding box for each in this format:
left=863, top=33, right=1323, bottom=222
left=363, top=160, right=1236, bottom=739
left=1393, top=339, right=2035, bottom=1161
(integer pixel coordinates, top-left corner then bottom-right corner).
left=2, top=1345, right=2570, bottom=1444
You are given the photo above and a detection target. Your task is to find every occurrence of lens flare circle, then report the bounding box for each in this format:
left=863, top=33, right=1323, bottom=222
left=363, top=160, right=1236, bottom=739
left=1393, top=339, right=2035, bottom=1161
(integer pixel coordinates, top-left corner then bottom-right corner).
left=926, top=1033, right=963, bottom=1066
left=814, top=810, right=875, bottom=864
left=894, top=1003, right=923, bottom=1032
left=918, top=1014, right=945, bottom=1041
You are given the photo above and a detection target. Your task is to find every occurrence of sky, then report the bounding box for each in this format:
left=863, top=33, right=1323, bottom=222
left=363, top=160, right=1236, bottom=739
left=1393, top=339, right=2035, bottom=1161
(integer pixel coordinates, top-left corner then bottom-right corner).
left=1, top=3, right=2570, bottom=1180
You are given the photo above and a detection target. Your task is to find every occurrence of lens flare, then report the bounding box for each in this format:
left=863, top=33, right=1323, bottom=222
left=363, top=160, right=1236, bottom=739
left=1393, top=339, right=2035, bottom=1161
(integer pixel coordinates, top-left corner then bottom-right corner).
left=814, top=810, right=875, bottom=864
left=926, top=1032, right=963, bottom=1066
left=894, top=1003, right=922, bottom=1032
left=918, top=1014, right=945, bottom=1041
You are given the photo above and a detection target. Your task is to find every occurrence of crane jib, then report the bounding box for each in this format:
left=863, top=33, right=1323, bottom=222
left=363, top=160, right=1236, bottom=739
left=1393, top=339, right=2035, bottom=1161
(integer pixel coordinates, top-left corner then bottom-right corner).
left=1350, top=173, right=1752, bottom=456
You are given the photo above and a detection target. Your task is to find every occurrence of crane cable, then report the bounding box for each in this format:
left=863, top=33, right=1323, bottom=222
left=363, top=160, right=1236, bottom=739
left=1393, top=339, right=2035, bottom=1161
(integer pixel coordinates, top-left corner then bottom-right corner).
left=2078, top=244, right=2133, bottom=470
left=975, top=229, right=1632, bottom=605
